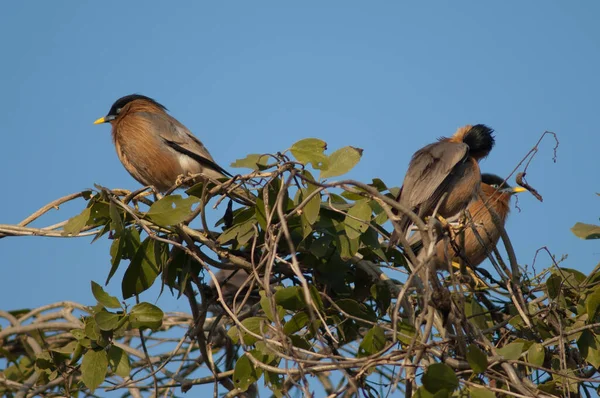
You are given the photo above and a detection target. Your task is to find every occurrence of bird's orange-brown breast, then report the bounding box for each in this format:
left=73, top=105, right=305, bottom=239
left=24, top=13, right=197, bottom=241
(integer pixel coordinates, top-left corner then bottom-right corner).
left=436, top=185, right=511, bottom=268
left=111, top=101, right=185, bottom=191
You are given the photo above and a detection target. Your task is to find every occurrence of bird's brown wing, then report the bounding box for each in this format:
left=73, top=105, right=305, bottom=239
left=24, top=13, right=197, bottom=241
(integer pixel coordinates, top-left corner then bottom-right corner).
left=138, top=112, right=232, bottom=178
left=400, top=141, right=469, bottom=211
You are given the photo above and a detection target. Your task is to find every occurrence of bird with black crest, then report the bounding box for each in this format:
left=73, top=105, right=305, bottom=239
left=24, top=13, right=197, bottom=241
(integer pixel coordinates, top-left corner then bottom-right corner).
left=94, top=94, right=254, bottom=205
left=407, top=173, right=527, bottom=277
left=389, top=124, right=496, bottom=247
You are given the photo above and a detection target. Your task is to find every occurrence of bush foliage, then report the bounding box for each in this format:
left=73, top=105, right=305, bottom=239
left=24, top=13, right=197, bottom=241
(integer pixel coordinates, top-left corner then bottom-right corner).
left=0, top=137, right=597, bottom=397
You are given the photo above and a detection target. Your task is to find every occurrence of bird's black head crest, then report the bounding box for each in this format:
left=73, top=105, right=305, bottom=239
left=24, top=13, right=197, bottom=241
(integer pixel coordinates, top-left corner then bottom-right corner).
left=463, top=124, right=495, bottom=159
left=106, top=94, right=167, bottom=117
left=481, top=173, right=510, bottom=189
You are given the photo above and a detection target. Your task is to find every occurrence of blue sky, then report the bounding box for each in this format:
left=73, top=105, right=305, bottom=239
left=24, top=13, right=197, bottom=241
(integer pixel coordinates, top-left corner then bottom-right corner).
left=1, top=1, right=599, bottom=395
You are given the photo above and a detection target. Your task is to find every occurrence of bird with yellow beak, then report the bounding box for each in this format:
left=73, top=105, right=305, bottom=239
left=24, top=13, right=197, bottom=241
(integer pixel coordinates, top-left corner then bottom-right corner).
left=408, top=173, right=527, bottom=279
left=94, top=94, right=235, bottom=193
left=389, top=124, right=496, bottom=246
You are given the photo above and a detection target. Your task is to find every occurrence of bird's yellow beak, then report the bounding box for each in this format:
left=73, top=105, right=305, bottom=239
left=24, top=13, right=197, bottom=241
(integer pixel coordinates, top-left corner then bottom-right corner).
left=94, top=117, right=107, bottom=125
left=500, top=186, right=527, bottom=194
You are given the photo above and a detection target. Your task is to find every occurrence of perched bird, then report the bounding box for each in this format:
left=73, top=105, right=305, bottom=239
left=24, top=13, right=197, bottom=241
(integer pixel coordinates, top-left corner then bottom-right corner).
left=409, top=173, right=527, bottom=271
left=389, top=124, right=495, bottom=245
left=207, top=269, right=260, bottom=316
left=94, top=94, right=234, bottom=193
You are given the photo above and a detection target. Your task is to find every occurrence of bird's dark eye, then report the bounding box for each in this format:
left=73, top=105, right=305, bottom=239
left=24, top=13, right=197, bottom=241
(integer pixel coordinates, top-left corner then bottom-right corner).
left=491, top=184, right=499, bottom=189
left=116, top=107, right=122, bottom=114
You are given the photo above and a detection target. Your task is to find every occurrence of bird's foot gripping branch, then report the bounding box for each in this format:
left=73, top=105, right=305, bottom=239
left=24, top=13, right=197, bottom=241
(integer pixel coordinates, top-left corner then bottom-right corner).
left=2, top=134, right=597, bottom=398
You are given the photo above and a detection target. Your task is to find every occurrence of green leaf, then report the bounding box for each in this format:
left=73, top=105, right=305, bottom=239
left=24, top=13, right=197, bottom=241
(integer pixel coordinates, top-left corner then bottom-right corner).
left=336, top=299, right=377, bottom=323
left=94, top=309, right=122, bottom=331
left=571, top=222, right=600, bottom=239
left=300, top=184, right=321, bottom=226
left=396, top=321, right=416, bottom=345
left=413, top=386, right=438, bottom=398
left=290, top=138, right=328, bottom=169
left=587, top=285, right=600, bottom=320
left=84, top=317, right=99, bottom=340
left=233, top=353, right=260, bottom=392
left=145, top=195, right=199, bottom=227
left=289, top=335, right=312, bottom=351
left=370, top=282, right=391, bottom=313
left=336, top=233, right=360, bottom=260
left=217, top=224, right=242, bottom=244
left=274, top=286, right=306, bottom=311
left=91, top=281, right=121, bottom=309
left=577, top=330, right=600, bottom=368
left=358, top=326, right=386, bottom=357
left=310, top=235, right=333, bottom=258
left=344, top=200, right=372, bottom=239
left=469, top=386, right=496, bottom=398
left=319, top=146, right=363, bottom=179
left=231, top=153, right=270, bottom=170
left=236, top=220, right=257, bottom=246
left=227, top=317, right=268, bottom=345
left=62, top=207, right=91, bottom=236
left=466, top=344, right=488, bottom=374
left=497, top=342, right=525, bottom=360
left=260, top=296, right=285, bottom=323
left=81, top=349, right=108, bottom=393
left=122, top=238, right=165, bottom=299
left=51, top=341, right=78, bottom=355
left=283, top=312, right=310, bottom=335
left=546, top=274, right=562, bottom=300
left=467, top=299, right=490, bottom=331
left=255, top=179, right=283, bottom=230
left=422, top=363, right=458, bottom=394
left=71, top=329, right=86, bottom=341
left=108, top=346, right=130, bottom=378
left=130, top=302, right=164, bottom=330
left=527, top=343, right=545, bottom=367
left=35, top=351, right=53, bottom=370
left=109, top=200, right=125, bottom=235
left=107, top=227, right=141, bottom=285
left=370, top=178, right=388, bottom=192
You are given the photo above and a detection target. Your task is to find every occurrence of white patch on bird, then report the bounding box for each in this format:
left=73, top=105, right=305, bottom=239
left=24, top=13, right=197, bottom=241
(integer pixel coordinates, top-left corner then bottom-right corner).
left=178, top=154, right=197, bottom=173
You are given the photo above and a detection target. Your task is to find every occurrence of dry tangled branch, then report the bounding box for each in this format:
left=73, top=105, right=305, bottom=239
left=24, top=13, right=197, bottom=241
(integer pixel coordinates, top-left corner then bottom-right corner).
left=3, top=133, right=600, bottom=398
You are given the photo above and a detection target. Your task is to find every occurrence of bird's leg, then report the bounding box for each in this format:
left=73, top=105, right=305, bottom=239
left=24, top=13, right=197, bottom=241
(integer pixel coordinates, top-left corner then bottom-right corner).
left=175, top=172, right=192, bottom=187
left=449, top=261, right=486, bottom=288
left=151, top=186, right=162, bottom=201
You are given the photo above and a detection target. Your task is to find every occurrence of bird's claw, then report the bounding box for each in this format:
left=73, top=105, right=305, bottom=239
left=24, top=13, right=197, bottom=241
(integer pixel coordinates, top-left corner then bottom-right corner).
left=450, top=261, right=486, bottom=288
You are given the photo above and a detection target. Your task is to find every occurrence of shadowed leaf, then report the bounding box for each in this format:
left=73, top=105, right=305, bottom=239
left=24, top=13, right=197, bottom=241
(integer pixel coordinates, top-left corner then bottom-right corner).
left=108, top=346, right=130, bottom=378
left=130, top=302, right=163, bottom=330
left=122, top=238, right=166, bottom=299
left=275, top=286, right=306, bottom=311
left=422, top=363, right=458, bottom=394
left=358, top=325, right=386, bottom=357
left=466, top=345, right=488, bottom=374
